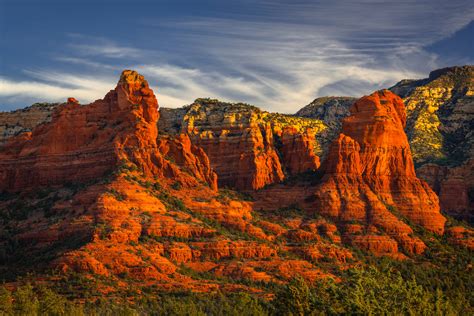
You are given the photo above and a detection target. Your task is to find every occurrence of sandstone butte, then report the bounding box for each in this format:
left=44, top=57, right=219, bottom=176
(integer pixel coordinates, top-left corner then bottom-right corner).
left=254, top=90, right=458, bottom=257
left=293, top=66, right=474, bottom=222
left=312, top=90, right=449, bottom=254
left=0, top=70, right=216, bottom=192
left=0, top=71, right=471, bottom=294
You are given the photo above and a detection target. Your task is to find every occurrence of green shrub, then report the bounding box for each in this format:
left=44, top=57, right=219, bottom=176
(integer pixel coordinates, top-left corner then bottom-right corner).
left=13, top=284, right=39, bottom=315
left=108, top=188, right=125, bottom=201
left=0, top=286, right=13, bottom=315
left=171, top=181, right=182, bottom=190
left=273, top=277, right=312, bottom=316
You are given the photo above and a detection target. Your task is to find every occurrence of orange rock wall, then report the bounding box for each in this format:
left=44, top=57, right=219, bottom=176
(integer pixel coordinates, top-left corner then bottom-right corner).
left=312, top=90, right=446, bottom=254
left=0, top=71, right=217, bottom=192
left=159, top=103, right=322, bottom=190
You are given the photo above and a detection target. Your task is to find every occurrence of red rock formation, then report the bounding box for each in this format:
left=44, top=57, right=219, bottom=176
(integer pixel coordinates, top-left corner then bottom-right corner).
left=277, top=126, right=320, bottom=174
left=67, top=97, right=79, bottom=104
left=189, top=121, right=285, bottom=190
left=1, top=70, right=351, bottom=292
left=0, top=70, right=216, bottom=192
left=157, top=134, right=218, bottom=190
left=417, top=160, right=473, bottom=221
left=159, top=102, right=323, bottom=190
left=312, top=90, right=446, bottom=255
left=446, top=226, right=474, bottom=250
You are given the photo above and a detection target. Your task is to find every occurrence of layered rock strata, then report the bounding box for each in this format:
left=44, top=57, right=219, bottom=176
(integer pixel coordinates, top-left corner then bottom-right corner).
left=0, top=71, right=216, bottom=192
left=312, top=90, right=446, bottom=254
left=0, top=71, right=352, bottom=292
left=159, top=100, right=325, bottom=190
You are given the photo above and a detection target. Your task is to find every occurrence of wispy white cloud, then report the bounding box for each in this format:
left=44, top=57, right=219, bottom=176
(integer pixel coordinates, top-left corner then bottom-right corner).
left=134, top=18, right=430, bottom=112
left=54, top=57, right=119, bottom=70
left=137, top=64, right=267, bottom=105
left=0, top=73, right=114, bottom=106
left=70, top=43, right=143, bottom=59
left=66, top=33, right=145, bottom=59
left=236, top=0, right=474, bottom=46
left=1, top=1, right=472, bottom=112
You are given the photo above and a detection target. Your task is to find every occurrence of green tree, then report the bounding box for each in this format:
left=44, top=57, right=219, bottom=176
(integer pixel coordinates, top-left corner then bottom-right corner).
left=0, top=286, right=13, bottom=315
left=38, top=285, right=67, bottom=316
left=13, top=284, right=39, bottom=316
left=343, top=267, right=456, bottom=315
left=312, top=279, right=346, bottom=315
left=274, top=277, right=314, bottom=316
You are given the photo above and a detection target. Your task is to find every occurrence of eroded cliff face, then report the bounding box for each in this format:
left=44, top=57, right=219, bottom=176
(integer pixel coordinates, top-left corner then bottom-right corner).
left=257, top=91, right=446, bottom=257
left=391, top=66, right=474, bottom=220
left=0, top=71, right=353, bottom=293
left=251, top=90, right=462, bottom=259
left=0, top=69, right=471, bottom=294
left=157, top=134, right=218, bottom=190
left=416, top=160, right=474, bottom=222
left=159, top=99, right=325, bottom=190
left=294, top=66, right=474, bottom=220
left=1, top=71, right=183, bottom=191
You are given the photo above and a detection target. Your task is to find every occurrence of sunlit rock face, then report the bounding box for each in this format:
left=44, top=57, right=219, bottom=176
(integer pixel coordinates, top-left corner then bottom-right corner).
left=294, top=66, right=474, bottom=220
left=0, top=69, right=471, bottom=290
left=312, top=90, right=445, bottom=256
left=0, top=70, right=216, bottom=192
left=159, top=99, right=325, bottom=190
left=0, top=71, right=347, bottom=289
left=3, top=66, right=471, bottom=217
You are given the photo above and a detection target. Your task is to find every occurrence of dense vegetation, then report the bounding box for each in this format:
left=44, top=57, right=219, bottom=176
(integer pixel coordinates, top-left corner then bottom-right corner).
left=1, top=247, right=471, bottom=316
left=0, top=193, right=472, bottom=315
left=0, top=169, right=472, bottom=315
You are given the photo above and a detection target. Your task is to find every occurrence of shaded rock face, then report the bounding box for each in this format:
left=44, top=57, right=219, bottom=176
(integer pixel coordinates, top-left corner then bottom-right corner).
left=0, top=103, right=59, bottom=145
left=295, top=96, right=357, bottom=158
left=312, top=90, right=446, bottom=255
left=417, top=160, right=474, bottom=222
left=390, top=65, right=474, bottom=220
left=278, top=126, right=321, bottom=175
left=0, top=70, right=217, bottom=192
left=159, top=99, right=324, bottom=190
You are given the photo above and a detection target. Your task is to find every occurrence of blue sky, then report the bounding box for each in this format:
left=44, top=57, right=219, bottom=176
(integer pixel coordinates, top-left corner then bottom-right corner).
left=0, top=0, right=472, bottom=113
